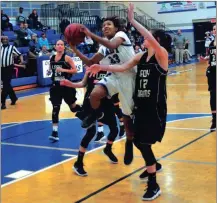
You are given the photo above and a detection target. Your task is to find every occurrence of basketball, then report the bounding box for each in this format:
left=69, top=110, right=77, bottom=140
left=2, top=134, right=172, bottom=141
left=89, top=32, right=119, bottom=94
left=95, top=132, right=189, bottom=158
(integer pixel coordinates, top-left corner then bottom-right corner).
left=64, top=23, right=85, bottom=45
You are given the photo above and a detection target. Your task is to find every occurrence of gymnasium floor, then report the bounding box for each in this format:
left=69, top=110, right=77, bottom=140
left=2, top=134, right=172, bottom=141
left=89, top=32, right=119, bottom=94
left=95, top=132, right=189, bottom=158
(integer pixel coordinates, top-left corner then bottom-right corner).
left=1, top=61, right=216, bottom=203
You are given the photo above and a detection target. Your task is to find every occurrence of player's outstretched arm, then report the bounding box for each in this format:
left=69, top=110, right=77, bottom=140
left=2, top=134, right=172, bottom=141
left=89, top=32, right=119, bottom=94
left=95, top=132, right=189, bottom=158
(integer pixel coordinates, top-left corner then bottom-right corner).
left=87, top=52, right=143, bottom=76
left=60, top=73, right=89, bottom=88
left=70, top=44, right=104, bottom=66
left=128, top=3, right=167, bottom=58
left=80, top=26, right=124, bottom=50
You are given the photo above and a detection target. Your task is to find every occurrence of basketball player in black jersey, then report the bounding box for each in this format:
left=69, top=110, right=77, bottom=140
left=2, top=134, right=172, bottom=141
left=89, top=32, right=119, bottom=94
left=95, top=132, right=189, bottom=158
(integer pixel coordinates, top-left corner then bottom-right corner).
left=87, top=3, right=171, bottom=200
left=49, top=40, right=81, bottom=141
left=60, top=71, right=119, bottom=176
left=201, top=24, right=216, bottom=132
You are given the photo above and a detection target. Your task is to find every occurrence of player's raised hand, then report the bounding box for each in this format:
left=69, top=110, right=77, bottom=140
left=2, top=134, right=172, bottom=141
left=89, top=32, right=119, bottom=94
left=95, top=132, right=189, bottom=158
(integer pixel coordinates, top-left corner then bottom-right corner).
left=80, top=25, right=91, bottom=37
left=128, top=3, right=135, bottom=22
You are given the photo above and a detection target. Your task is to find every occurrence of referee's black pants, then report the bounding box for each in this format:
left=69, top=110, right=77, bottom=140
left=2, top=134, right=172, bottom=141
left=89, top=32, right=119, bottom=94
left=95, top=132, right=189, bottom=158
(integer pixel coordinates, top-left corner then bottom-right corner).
left=1, top=65, right=17, bottom=105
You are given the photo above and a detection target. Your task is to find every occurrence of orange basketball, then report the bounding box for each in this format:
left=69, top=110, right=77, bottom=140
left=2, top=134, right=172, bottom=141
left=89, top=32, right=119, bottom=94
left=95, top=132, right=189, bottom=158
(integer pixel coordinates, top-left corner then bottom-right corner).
left=64, top=23, right=85, bottom=45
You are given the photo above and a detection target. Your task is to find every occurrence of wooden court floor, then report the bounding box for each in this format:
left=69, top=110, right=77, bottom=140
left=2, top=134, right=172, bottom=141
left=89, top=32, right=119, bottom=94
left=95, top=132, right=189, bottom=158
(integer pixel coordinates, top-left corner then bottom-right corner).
left=1, top=61, right=216, bottom=203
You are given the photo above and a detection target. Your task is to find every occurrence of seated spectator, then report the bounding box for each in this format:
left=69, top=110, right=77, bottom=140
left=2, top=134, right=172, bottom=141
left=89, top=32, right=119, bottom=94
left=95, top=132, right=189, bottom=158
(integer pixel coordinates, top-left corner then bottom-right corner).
left=14, top=22, right=29, bottom=47
left=24, top=23, right=36, bottom=40
left=39, top=45, right=51, bottom=56
left=84, top=36, right=94, bottom=54
left=28, top=34, right=40, bottom=59
left=13, top=54, right=26, bottom=78
left=59, top=19, right=70, bottom=35
left=38, top=33, right=50, bottom=50
left=1, top=10, right=13, bottom=31
left=28, top=9, right=43, bottom=30
left=183, top=39, right=192, bottom=63
left=16, top=7, right=26, bottom=25
left=134, top=44, right=142, bottom=53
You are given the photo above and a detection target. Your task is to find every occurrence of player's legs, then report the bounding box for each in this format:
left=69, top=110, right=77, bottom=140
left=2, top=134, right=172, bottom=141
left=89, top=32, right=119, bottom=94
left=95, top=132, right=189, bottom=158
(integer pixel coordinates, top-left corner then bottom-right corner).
left=49, top=86, right=62, bottom=141
left=73, top=125, right=96, bottom=176
left=63, top=87, right=82, bottom=112
left=101, top=100, right=119, bottom=163
left=111, top=94, right=125, bottom=138
left=206, top=66, right=216, bottom=131
left=81, top=75, right=118, bottom=129
left=117, top=76, right=135, bottom=165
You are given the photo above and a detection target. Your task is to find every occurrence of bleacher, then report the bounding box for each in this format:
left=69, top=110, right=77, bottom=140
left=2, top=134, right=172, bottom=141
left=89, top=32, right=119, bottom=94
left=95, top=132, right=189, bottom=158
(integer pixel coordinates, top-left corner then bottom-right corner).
left=2, top=3, right=181, bottom=90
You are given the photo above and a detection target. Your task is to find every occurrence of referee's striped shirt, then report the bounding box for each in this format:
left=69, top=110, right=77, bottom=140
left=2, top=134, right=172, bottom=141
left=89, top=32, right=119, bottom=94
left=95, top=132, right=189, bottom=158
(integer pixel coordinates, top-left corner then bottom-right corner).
left=1, top=44, right=21, bottom=68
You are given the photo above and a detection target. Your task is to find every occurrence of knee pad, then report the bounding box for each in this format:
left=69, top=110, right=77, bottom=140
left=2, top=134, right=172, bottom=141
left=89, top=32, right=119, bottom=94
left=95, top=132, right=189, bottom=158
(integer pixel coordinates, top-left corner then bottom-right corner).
left=114, top=104, right=123, bottom=119
left=107, top=125, right=118, bottom=142
left=210, top=91, right=216, bottom=111
left=140, top=144, right=156, bottom=166
left=52, top=105, right=60, bottom=123
left=80, top=126, right=96, bottom=148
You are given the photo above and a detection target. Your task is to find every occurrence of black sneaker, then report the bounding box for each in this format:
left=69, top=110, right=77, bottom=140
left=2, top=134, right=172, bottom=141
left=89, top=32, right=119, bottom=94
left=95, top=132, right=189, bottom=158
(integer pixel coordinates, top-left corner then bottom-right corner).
left=210, top=119, right=216, bottom=132
left=81, top=112, right=104, bottom=129
left=119, top=125, right=125, bottom=138
left=142, top=182, right=161, bottom=201
left=94, top=132, right=105, bottom=142
left=124, top=140, right=133, bottom=165
left=140, top=162, right=163, bottom=180
left=49, top=131, right=59, bottom=141
left=1, top=104, right=6, bottom=110
left=73, top=161, right=88, bottom=177
left=103, top=148, right=118, bottom=164
left=11, top=98, right=18, bottom=105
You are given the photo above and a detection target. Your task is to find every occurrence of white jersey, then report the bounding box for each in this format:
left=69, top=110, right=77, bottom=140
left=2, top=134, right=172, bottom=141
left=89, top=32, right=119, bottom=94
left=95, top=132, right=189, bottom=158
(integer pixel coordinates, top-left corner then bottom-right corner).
left=98, top=31, right=137, bottom=77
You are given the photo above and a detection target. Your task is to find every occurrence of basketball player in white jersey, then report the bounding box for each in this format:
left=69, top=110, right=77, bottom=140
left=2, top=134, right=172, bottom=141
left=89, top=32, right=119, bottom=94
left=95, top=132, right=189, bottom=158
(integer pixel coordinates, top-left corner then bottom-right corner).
left=69, top=16, right=135, bottom=165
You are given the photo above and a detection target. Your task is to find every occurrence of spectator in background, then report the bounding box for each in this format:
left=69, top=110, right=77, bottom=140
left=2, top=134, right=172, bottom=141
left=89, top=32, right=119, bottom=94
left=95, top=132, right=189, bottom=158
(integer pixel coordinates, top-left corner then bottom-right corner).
left=183, top=39, right=192, bottom=63
left=38, top=33, right=50, bottom=50
left=24, top=23, right=36, bottom=40
left=59, top=19, right=70, bottom=35
left=14, top=22, right=29, bottom=47
left=16, top=7, right=26, bottom=25
left=28, top=9, right=43, bottom=30
left=134, top=44, right=142, bottom=53
left=84, top=36, right=94, bottom=54
left=173, top=29, right=186, bottom=64
left=39, top=45, right=51, bottom=56
left=205, top=31, right=212, bottom=57
left=28, top=34, right=40, bottom=59
left=1, top=10, right=13, bottom=31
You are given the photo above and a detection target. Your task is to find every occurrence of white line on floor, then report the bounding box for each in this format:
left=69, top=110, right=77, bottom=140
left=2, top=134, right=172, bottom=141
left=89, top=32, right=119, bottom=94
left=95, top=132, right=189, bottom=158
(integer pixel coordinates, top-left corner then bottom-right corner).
left=1, top=142, right=79, bottom=152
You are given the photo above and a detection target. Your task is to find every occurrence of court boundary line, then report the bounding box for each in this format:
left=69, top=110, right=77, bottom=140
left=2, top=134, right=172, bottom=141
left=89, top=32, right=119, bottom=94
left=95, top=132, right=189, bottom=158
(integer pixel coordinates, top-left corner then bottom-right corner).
left=166, top=127, right=210, bottom=131
left=161, top=158, right=216, bottom=166
left=74, top=131, right=211, bottom=203
left=2, top=114, right=211, bottom=126
left=1, top=142, right=79, bottom=152
left=6, top=92, right=48, bottom=101
left=1, top=115, right=211, bottom=188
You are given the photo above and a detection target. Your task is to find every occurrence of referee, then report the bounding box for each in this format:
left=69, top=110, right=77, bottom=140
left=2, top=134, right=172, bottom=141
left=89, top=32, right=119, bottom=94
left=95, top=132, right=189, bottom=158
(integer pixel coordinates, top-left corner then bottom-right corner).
left=1, top=36, right=23, bottom=109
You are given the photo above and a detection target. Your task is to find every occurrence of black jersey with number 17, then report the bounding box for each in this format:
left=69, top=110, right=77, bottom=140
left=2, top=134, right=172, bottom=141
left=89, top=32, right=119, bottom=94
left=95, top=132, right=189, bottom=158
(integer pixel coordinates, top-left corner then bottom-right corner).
left=133, top=52, right=168, bottom=143
left=134, top=52, right=167, bottom=108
